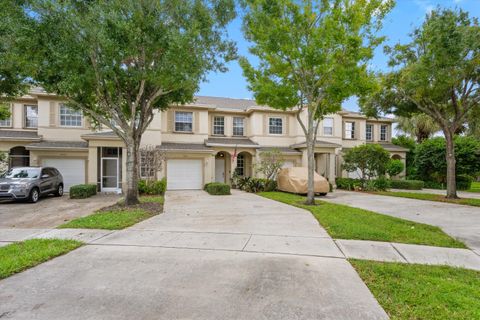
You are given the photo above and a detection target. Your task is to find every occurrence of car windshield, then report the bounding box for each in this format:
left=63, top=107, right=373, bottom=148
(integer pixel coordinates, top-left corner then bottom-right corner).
left=2, top=168, right=40, bottom=179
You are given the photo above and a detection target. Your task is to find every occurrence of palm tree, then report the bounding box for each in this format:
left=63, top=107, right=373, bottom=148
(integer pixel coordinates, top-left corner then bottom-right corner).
left=396, top=114, right=440, bottom=143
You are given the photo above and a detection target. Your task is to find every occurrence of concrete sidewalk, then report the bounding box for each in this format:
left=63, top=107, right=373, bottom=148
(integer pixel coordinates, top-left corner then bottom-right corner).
left=324, top=190, right=480, bottom=252
left=0, top=191, right=389, bottom=320
left=390, top=188, right=480, bottom=199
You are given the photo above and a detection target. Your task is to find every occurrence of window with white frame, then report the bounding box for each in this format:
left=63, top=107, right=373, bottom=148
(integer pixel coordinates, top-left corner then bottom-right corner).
left=213, top=116, right=224, bottom=135
left=380, top=124, right=388, bottom=141
left=60, top=104, right=83, bottom=127
left=175, top=111, right=193, bottom=132
left=0, top=103, right=12, bottom=127
left=323, top=117, right=333, bottom=136
left=366, top=124, right=373, bottom=141
left=344, top=121, right=355, bottom=139
left=269, top=117, right=283, bottom=134
left=236, top=154, right=245, bottom=176
left=233, top=117, right=244, bottom=136
left=24, top=105, right=38, bottom=128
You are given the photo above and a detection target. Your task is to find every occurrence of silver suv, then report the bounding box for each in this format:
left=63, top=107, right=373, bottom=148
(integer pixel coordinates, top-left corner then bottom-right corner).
left=0, top=167, right=64, bottom=203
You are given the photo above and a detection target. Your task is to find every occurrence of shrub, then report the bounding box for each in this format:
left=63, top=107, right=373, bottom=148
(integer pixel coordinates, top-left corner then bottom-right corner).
left=335, top=178, right=363, bottom=190
left=342, top=144, right=391, bottom=181
left=415, top=136, right=480, bottom=184
left=336, top=177, right=390, bottom=191
left=138, top=178, right=166, bottom=195
left=233, top=177, right=276, bottom=193
left=70, top=184, right=97, bottom=199
left=369, top=176, right=390, bottom=191
left=456, top=175, right=473, bottom=191
left=386, top=159, right=404, bottom=177
left=205, top=182, right=231, bottom=195
left=389, top=179, right=424, bottom=190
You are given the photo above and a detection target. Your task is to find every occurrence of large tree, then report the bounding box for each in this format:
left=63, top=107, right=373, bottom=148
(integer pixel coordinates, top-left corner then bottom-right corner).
left=362, top=8, right=480, bottom=198
left=0, top=0, right=34, bottom=118
left=240, top=0, right=392, bottom=204
left=7, top=0, right=236, bottom=204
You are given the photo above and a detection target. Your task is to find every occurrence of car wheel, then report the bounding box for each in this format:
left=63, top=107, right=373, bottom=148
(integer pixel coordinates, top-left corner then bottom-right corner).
left=55, top=184, right=64, bottom=197
left=318, top=192, right=327, bottom=196
left=29, top=188, right=40, bottom=203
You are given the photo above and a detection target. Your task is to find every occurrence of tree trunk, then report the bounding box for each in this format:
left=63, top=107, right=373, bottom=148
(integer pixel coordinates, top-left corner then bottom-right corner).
left=125, top=138, right=140, bottom=205
left=444, top=129, right=457, bottom=199
left=305, top=109, right=316, bottom=205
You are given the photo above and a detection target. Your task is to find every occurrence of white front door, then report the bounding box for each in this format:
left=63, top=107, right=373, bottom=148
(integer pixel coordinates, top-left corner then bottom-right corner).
left=167, top=159, right=203, bottom=190
left=42, top=158, right=86, bottom=192
left=215, top=158, right=225, bottom=183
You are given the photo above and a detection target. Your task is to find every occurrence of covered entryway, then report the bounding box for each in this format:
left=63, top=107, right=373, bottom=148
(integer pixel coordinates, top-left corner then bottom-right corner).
left=42, top=158, right=86, bottom=191
left=215, top=151, right=229, bottom=183
left=167, top=159, right=203, bottom=190
left=9, top=146, right=30, bottom=167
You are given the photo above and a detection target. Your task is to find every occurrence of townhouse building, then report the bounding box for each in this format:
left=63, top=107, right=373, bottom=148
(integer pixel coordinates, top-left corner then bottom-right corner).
left=0, top=88, right=407, bottom=192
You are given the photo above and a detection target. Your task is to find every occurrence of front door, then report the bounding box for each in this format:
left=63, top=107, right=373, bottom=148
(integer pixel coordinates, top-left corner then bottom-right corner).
left=215, top=158, right=225, bottom=183
left=101, top=158, right=119, bottom=191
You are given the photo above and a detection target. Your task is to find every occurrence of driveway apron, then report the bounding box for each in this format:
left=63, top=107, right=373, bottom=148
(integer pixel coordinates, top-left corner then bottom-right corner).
left=0, top=190, right=388, bottom=320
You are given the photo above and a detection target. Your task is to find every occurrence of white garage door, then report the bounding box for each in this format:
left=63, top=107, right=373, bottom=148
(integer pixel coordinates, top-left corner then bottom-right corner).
left=167, top=159, right=203, bottom=190
left=42, top=159, right=86, bottom=192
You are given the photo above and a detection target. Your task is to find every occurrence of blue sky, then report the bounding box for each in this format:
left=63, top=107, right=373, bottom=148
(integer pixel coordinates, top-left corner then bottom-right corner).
left=198, top=0, right=480, bottom=112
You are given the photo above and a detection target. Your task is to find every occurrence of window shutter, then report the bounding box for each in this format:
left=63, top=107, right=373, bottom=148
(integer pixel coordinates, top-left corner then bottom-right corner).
left=49, top=102, right=56, bottom=127
left=167, top=110, right=174, bottom=132
left=194, top=111, right=199, bottom=133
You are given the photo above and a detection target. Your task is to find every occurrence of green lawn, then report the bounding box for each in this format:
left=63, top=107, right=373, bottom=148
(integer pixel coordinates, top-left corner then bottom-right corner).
left=375, top=191, right=480, bottom=207
left=59, top=195, right=163, bottom=230
left=0, top=239, right=82, bottom=279
left=58, top=208, right=155, bottom=230
left=259, top=192, right=465, bottom=248
left=467, top=181, right=480, bottom=193
left=140, top=195, right=165, bottom=204
left=351, top=260, right=480, bottom=320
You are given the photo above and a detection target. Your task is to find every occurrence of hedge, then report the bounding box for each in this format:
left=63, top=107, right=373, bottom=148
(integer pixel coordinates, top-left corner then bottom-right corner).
left=204, top=182, right=231, bottom=195
left=138, top=178, right=166, bottom=195
left=335, top=178, right=363, bottom=191
left=70, top=184, right=97, bottom=199
left=389, top=179, right=424, bottom=190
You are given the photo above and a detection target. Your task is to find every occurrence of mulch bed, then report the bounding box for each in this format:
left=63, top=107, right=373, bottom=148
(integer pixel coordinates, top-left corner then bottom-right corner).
left=99, top=201, right=163, bottom=215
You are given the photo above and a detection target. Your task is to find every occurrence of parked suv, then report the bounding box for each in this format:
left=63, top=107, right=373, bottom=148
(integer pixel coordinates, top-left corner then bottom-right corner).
left=0, top=167, right=64, bottom=203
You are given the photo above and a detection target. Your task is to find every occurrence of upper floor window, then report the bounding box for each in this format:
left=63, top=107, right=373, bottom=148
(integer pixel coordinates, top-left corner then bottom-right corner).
left=366, top=124, right=373, bottom=141
left=175, top=111, right=193, bottom=132
left=0, top=103, right=12, bottom=127
left=269, top=117, right=283, bottom=135
left=213, top=116, right=224, bottom=135
left=60, top=104, right=83, bottom=127
left=344, top=121, right=355, bottom=139
left=233, top=117, right=244, bottom=136
left=323, top=117, right=333, bottom=136
left=24, top=105, right=38, bottom=128
left=380, top=124, right=388, bottom=141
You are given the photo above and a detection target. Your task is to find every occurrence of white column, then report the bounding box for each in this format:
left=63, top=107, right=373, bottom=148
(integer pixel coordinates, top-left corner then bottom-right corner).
left=328, top=152, right=336, bottom=187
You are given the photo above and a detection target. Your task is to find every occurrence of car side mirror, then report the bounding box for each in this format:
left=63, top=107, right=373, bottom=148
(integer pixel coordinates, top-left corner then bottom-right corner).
left=41, top=174, right=50, bottom=179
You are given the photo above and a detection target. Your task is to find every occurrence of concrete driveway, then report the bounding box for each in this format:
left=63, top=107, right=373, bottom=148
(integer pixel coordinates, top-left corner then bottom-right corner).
left=324, top=190, right=480, bottom=253
left=0, top=190, right=388, bottom=320
left=0, top=194, right=120, bottom=228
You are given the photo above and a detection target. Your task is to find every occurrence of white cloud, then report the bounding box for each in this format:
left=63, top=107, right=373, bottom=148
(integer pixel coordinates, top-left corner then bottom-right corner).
left=414, top=0, right=434, bottom=14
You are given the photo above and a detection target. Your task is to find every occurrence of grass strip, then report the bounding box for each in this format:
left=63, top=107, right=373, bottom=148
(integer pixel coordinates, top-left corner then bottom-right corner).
left=375, top=191, right=480, bottom=207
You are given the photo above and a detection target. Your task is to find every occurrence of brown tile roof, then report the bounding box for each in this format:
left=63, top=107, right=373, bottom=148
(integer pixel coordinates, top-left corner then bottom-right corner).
left=205, top=137, right=259, bottom=147
left=26, top=141, right=88, bottom=150
left=157, top=143, right=213, bottom=152
left=0, top=130, right=41, bottom=141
